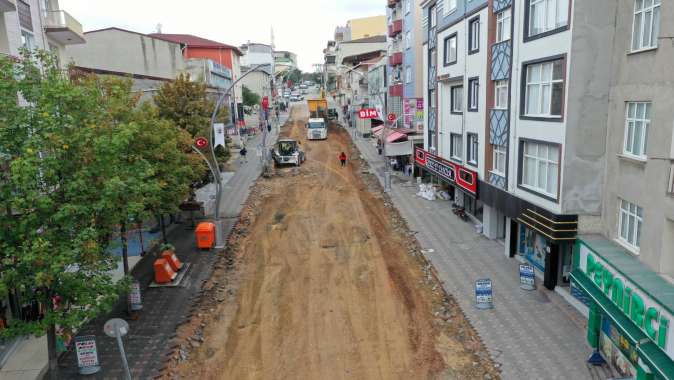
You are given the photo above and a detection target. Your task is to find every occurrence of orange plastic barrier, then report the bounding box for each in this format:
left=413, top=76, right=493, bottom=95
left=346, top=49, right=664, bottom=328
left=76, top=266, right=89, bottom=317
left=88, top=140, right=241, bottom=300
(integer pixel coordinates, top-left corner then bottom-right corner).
left=161, top=251, right=183, bottom=272
left=195, top=222, right=216, bottom=249
left=154, top=258, right=177, bottom=284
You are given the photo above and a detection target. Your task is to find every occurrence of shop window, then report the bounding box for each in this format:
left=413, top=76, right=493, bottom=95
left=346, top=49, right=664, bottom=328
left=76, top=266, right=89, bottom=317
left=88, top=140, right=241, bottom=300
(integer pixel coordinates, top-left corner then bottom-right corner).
left=599, top=318, right=638, bottom=377
left=465, top=197, right=483, bottom=221
left=518, top=224, right=549, bottom=272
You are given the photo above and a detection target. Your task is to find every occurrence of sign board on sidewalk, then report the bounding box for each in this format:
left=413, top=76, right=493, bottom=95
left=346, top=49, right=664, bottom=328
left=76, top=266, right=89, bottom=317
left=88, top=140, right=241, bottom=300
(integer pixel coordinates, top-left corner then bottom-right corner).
left=128, top=280, right=143, bottom=311
left=358, top=108, right=378, bottom=119
left=519, top=264, right=536, bottom=291
left=475, top=278, right=494, bottom=309
left=75, top=335, right=100, bottom=375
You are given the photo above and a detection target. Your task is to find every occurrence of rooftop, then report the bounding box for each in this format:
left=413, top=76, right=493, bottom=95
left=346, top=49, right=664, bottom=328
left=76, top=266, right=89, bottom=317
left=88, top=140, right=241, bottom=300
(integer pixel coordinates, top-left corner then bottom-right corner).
left=149, top=33, right=243, bottom=55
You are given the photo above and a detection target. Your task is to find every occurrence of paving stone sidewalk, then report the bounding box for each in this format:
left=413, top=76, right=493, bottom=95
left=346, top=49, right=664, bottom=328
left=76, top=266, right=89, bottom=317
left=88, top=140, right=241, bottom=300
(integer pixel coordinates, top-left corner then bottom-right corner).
left=53, top=124, right=281, bottom=379
left=351, top=134, right=597, bottom=380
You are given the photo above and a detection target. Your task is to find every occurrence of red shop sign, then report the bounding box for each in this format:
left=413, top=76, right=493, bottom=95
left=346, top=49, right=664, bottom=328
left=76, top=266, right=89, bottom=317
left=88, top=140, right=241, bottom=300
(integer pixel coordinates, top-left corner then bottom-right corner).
left=358, top=108, right=378, bottom=119
left=414, top=147, right=477, bottom=196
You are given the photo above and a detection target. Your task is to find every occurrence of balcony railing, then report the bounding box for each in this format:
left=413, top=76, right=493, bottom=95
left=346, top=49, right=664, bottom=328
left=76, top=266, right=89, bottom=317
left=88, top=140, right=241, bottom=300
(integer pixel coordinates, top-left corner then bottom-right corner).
left=389, top=83, right=403, bottom=97
left=389, top=52, right=403, bottom=66
left=43, top=10, right=85, bottom=45
left=388, top=20, right=402, bottom=38
left=0, top=0, right=16, bottom=13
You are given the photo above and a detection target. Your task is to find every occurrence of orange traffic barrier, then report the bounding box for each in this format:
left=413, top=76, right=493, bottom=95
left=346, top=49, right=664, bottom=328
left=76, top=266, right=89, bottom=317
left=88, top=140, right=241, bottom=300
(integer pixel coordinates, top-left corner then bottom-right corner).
left=195, top=222, right=216, bottom=249
left=161, top=251, right=183, bottom=272
left=154, top=258, right=177, bottom=284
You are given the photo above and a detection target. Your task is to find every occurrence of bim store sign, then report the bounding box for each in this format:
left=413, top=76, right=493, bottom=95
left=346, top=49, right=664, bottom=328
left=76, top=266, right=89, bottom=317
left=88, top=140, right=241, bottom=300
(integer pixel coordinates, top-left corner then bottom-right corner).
left=414, top=148, right=477, bottom=196
left=573, top=238, right=674, bottom=378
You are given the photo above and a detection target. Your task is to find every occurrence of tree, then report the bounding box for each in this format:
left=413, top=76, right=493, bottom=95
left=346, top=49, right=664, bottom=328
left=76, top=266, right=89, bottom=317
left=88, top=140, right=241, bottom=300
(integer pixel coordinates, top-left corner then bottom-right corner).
left=242, top=85, right=260, bottom=108
left=154, top=73, right=211, bottom=137
left=286, top=68, right=303, bottom=85
left=0, top=51, right=128, bottom=378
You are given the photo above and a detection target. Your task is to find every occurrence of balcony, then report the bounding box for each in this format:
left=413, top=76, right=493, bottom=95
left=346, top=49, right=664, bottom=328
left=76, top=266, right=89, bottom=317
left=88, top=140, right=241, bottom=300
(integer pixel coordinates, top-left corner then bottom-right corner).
left=389, top=84, right=403, bottom=97
left=387, top=0, right=400, bottom=8
left=389, top=52, right=402, bottom=66
left=43, top=10, right=85, bottom=45
left=0, top=0, right=15, bottom=13
left=388, top=20, right=402, bottom=38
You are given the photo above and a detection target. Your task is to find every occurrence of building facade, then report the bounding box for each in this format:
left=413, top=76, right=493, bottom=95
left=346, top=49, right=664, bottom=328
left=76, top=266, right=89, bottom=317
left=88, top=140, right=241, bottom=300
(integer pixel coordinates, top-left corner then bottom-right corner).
left=273, top=50, right=297, bottom=75
left=418, top=0, right=674, bottom=377
left=151, top=33, right=244, bottom=124
left=347, top=15, right=387, bottom=40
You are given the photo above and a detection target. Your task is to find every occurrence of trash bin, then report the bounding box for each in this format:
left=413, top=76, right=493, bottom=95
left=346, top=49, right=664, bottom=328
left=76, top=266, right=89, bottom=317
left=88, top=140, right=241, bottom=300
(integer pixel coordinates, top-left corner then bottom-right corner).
left=154, top=258, right=176, bottom=284
left=195, top=222, right=216, bottom=250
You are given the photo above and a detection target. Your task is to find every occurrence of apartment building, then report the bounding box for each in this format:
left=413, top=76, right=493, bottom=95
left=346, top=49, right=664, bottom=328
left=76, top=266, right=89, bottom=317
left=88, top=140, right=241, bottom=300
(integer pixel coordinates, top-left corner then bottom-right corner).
left=347, top=15, right=387, bottom=40
left=0, top=0, right=84, bottom=61
left=419, top=0, right=674, bottom=377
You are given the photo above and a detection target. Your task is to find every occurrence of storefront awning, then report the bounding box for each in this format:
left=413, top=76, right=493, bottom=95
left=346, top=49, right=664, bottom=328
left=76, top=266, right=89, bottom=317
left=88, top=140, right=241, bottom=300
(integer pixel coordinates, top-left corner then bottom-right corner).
left=386, top=131, right=407, bottom=143
left=372, top=125, right=384, bottom=134
left=384, top=140, right=412, bottom=156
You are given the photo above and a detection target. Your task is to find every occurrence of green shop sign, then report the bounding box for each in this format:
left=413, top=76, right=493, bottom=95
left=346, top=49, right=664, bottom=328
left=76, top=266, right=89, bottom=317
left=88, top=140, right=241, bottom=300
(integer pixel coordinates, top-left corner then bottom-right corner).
left=578, top=243, right=671, bottom=354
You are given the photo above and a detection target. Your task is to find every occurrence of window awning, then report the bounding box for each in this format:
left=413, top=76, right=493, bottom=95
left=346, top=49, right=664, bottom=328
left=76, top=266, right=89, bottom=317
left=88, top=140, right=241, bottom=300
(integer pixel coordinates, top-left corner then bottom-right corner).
left=386, top=131, right=407, bottom=143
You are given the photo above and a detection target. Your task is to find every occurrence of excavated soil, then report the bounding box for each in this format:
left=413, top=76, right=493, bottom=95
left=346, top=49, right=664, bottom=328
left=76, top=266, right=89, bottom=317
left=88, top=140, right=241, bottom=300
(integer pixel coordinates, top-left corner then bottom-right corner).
left=160, top=105, right=499, bottom=380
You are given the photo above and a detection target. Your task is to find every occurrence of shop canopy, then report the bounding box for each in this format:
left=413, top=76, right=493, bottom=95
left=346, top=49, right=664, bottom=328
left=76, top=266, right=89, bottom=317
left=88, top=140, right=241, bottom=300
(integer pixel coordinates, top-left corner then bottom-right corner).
left=371, top=125, right=384, bottom=135
left=386, top=131, right=407, bottom=143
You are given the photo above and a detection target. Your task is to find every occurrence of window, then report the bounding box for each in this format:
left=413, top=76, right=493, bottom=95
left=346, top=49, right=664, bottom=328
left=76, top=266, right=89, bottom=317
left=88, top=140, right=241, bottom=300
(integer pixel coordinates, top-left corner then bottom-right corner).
left=521, top=140, right=559, bottom=198
left=527, top=0, right=569, bottom=38
left=619, top=199, right=643, bottom=251
left=451, top=133, right=463, bottom=159
left=444, top=0, right=457, bottom=14
left=524, top=58, right=564, bottom=118
left=632, top=0, right=661, bottom=51
left=405, top=66, right=412, bottom=84
left=451, top=85, right=463, bottom=114
left=494, top=80, right=508, bottom=109
left=623, top=102, right=651, bottom=158
left=430, top=5, right=437, bottom=28
left=405, top=32, right=411, bottom=49
left=493, top=145, right=506, bottom=175
left=468, top=78, right=479, bottom=111
left=443, top=34, right=457, bottom=65
left=467, top=134, right=478, bottom=165
left=21, top=30, right=35, bottom=50
left=469, top=17, right=480, bottom=53
left=17, top=0, right=33, bottom=31
left=496, top=8, right=511, bottom=43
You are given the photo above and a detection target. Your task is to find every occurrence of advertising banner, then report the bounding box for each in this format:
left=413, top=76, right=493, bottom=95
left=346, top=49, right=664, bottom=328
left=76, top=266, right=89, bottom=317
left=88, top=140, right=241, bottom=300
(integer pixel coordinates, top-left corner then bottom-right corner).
left=475, top=279, right=493, bottom=309
left=75, top=335, right=100, bottom=374
left=519, top=264, right=536, bottom=290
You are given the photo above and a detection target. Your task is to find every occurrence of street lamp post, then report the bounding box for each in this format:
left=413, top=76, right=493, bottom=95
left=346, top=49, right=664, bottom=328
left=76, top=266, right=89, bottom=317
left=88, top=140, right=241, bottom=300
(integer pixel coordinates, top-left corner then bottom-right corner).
left=209, top=63, right=272, bottom=248
left=337, top=64, right=392, bottom=193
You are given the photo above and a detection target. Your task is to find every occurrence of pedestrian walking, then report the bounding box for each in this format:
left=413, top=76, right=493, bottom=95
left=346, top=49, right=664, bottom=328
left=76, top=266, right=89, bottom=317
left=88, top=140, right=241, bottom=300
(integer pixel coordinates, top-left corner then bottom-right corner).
left=240, top=145, right=248, bottom=164
left=339, top=151, right=347, bottom=167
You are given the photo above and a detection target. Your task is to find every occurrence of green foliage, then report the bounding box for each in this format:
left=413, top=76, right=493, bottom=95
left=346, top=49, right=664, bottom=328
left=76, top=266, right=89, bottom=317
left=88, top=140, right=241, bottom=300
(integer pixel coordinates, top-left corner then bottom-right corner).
left=242, top=85, right=260, bottom=108
left=154, top=73, right=211, bottom=137
left=286, top=68, right=303, bottom=85
left=0, top=51, right=205, bottom=340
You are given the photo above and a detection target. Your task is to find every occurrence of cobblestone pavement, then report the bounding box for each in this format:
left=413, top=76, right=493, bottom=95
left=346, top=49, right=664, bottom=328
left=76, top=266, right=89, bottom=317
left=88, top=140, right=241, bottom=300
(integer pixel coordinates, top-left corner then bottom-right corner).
left=352, top=134, right=596, bottom=380
left=53, top=121, right=282, bottom=379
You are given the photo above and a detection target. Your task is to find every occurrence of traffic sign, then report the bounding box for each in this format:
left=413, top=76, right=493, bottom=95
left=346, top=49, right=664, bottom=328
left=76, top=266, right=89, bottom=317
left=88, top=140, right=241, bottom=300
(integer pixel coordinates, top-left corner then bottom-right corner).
left=387, top=113, right=397, bottom=122
left=195, top=137, right=209, bottom=149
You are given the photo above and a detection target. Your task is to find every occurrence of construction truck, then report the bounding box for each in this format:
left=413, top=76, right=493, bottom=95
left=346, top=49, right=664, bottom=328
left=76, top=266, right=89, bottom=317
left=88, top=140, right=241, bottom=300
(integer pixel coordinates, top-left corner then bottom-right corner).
left=306, top=98, right=329, bottom=140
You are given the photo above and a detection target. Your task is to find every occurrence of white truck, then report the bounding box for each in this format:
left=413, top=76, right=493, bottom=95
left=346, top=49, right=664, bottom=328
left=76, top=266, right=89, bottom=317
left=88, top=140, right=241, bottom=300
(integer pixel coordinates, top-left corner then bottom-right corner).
left=306, top=118, right=327, bottom=140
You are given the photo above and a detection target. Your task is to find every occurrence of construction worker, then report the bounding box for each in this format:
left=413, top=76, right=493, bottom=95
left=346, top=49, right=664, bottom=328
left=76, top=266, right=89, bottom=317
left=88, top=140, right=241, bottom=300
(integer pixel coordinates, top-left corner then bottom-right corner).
left=339, top=151, right=347, bottom=167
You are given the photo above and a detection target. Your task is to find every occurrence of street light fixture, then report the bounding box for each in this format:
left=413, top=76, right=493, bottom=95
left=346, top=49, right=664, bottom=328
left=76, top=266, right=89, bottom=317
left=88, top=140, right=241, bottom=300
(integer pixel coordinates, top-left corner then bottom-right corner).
left=336, top=63, right=393, bottom=193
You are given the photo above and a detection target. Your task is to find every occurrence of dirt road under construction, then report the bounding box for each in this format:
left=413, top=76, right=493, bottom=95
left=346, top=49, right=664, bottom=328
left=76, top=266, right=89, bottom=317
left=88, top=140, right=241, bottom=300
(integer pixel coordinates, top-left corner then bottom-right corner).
left=164, top=105, right=499, bottom=380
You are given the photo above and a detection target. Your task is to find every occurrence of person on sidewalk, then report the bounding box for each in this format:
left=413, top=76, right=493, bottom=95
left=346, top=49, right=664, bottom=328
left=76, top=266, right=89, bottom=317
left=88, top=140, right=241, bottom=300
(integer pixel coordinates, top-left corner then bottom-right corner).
left=240, top=145, right=248, bottom=164
left=339, top=152, right=347, bottom=167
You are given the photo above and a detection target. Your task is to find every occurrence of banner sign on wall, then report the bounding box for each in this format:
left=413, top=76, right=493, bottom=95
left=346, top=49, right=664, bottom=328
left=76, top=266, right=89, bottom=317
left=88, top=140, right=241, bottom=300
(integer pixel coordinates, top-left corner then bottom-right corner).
left=403, top=98, right=424, bottom=130
left=414, top=147, right=478, bottom=196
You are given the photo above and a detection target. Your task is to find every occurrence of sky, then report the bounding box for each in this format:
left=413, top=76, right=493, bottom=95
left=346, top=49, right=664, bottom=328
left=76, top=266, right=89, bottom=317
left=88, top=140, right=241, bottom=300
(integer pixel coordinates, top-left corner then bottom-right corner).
left=59, top=0, right=385, bottom=72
